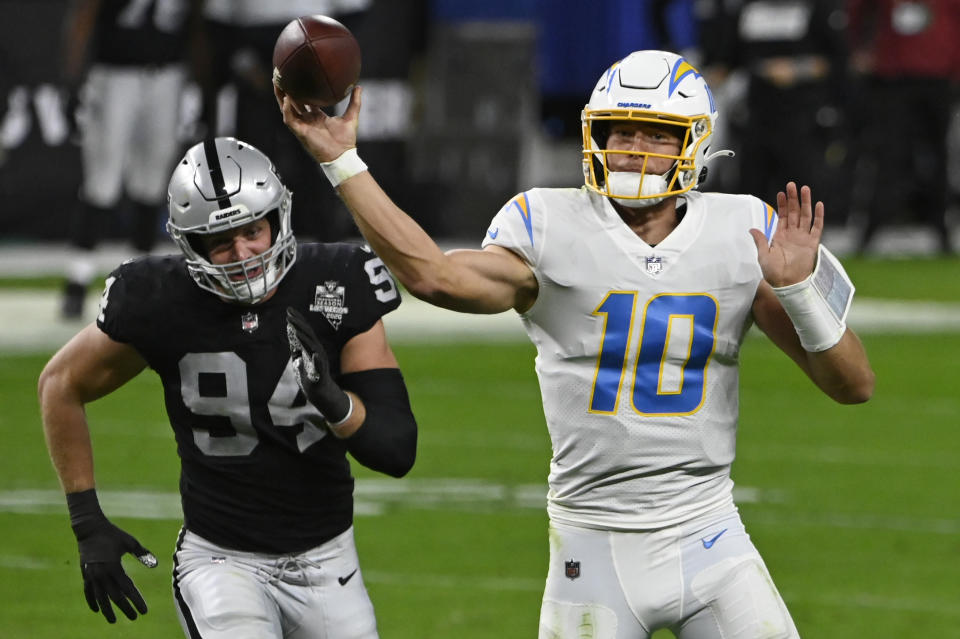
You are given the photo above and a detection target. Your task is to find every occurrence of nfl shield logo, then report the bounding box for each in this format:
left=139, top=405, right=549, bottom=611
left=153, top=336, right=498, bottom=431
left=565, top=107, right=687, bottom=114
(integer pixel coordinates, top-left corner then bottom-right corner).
left=241, top=312, right=259, bottom=333
left=565, top=560, right=580, bottom=580
left=645, top=256, right=663, bottom=275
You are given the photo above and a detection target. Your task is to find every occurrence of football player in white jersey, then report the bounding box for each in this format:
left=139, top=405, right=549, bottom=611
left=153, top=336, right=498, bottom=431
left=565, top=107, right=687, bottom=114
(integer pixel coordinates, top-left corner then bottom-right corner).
left=277, top=50, right=875, bottom=638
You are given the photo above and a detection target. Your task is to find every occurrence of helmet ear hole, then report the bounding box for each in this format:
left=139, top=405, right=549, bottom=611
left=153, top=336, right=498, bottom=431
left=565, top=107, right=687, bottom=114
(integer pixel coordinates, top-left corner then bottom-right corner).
left=592, top=122, right=610, bottom=149
left=266, top=208, right=280, bottom=244
left=698, top=166, right=709, bottom=186
left=591, top=156, right=606, bottom=187
left=186, top=233, right=209, bottom=260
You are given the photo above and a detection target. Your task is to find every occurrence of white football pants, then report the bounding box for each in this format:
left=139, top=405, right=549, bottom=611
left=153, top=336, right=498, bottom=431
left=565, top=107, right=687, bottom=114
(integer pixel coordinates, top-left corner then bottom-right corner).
left=79, top=64, right=185, bottom=207
left=539, top=507, right=800, bottom=639
left=173, top=527, right=378, bottom=639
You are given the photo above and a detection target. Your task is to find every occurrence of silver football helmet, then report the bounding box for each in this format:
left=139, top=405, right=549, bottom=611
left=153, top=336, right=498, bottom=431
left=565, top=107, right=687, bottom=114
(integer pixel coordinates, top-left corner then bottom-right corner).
left=167, top=137, right=296, bottom=304
left=582, top=50, right=731, bottom=207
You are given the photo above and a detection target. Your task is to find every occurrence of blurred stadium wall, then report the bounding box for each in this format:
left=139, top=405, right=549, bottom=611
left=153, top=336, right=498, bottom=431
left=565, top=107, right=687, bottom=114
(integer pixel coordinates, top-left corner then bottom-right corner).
left=0, top=0, right=700, bottom=244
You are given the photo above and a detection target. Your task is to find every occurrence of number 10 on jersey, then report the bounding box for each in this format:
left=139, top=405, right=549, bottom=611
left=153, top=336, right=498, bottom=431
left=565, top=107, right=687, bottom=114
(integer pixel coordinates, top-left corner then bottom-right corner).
left=590, top=292, right=718, bottom=416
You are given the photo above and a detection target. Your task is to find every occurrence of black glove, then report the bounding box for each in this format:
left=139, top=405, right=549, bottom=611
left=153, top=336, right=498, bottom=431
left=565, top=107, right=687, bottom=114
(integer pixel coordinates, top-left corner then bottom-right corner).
left=286, top=307, right=352, bottom=424
left=67, top=490, right=156, bottom=623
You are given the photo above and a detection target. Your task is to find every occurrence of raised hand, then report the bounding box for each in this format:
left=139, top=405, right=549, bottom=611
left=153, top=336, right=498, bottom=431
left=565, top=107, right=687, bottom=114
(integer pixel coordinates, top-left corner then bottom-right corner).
left=286, top=307, right=352, bottom=425
left=749, top=181, right=823, bottom=287
left=274, top=83, right=362, bottom=164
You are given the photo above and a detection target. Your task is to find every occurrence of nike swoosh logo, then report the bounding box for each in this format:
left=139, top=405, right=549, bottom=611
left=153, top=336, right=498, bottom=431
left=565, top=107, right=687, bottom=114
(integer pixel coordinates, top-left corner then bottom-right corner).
left=487, top=227, right=499, bottom=239
left=338, top=569, right=358, bottom=586
left=701, top=528, right=727, bottom=549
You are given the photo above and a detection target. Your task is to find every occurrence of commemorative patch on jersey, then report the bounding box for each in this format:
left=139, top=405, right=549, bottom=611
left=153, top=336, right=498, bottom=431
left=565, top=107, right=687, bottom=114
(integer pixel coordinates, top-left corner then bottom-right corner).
left=309, top=281, right=350, bottom=329
left=241, top=311, right=259, bottom=333
left=645, top=256, right=663, bottom=275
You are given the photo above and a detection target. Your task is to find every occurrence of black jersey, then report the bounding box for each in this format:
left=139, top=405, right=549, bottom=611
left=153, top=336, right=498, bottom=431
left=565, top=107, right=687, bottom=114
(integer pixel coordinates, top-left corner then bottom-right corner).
left=97, top=242, right=401, bottom=553
left=93, top=0, right=192, bottom=67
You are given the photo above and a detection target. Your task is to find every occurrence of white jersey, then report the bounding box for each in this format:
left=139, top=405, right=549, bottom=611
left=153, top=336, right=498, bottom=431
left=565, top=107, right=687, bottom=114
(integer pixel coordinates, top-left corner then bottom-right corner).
left=482, top=187, right=777, bottom=530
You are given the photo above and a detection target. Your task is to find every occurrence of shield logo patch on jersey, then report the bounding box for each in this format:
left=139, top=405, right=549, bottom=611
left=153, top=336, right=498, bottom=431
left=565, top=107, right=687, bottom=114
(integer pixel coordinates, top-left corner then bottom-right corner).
left=565, top=560, right=580, bottom=580
left=309, top=281, right=350, bottom=329
left=645, top=256, right=663, bottom=275
left=241, top=312, right=259, bottom=333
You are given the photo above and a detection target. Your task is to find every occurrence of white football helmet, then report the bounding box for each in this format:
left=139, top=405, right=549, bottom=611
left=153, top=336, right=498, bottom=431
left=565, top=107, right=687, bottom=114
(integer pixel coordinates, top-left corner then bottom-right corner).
left=167, top=137, right=296, bottom=304
left=582, top=50, right=731, bottom=207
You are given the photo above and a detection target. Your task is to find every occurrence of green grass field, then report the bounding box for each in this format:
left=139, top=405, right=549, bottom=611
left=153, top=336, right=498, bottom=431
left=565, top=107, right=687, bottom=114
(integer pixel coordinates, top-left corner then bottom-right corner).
left=1, top=256, right=959, bottom=638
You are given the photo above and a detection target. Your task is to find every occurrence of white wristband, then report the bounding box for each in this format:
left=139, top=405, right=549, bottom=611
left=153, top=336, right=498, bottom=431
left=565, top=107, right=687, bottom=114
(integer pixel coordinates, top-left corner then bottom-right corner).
left=320, top=148, right=367, bottom=188
left=772, top=245, right=855, bottom=352
left=327, top=394, right=354, bottom=428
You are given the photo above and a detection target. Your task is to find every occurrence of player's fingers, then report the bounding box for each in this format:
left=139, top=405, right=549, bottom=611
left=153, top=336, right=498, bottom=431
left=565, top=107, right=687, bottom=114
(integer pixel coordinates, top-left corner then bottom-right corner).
left=116, top=571, right=148, bottom=615
left=287, top=307, right=322, bottom=349
left=784, top=182, right=800, bottom=229
left=343, top=85, right=362, bottom=122
left=135, top=551, right=157, bottom=568
left=798, top=184, right=813, bottom=230
left=748, top=228, right=769, bottom=255
left=273, top=83, right=285, bottom=110
left=279, top=96, right=296, bottom=125
left=279, top=95, right=302, bottom=120
left=287, top=306, right=308, bottom=328
left=92, top=582, right=117, bottom=623
left=812, top=201, right=825, bottom=237
left=286, top=310, right=309, bottom=343
left=286, top=325, right=302, bottom=355
left=100, top=570, right=139, bottom=621
left=775, top=189, right=788, bottom=222
left=82, top=575, right=99, bottom=613
left=289, top=96, right=306, bottom=118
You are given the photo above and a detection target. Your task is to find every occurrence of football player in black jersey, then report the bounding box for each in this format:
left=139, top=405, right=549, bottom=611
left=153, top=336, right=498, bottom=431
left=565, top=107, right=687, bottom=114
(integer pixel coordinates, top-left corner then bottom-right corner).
left=39, top=137, right=417, bottom=638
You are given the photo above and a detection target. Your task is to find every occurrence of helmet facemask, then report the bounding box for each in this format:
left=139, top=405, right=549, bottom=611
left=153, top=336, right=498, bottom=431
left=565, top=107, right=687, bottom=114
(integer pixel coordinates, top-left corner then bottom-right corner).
left=584, top=111, right=712, bottom=207
left=581, top=51, right=729, bottom=208
left=180, top=208, right=296, bottom=304
left=166, top=138, right=297, bottom=305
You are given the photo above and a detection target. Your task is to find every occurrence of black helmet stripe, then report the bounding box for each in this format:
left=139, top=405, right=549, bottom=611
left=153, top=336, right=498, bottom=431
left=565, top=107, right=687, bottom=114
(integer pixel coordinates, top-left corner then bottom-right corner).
left=203, top=138, right=233, bottom=210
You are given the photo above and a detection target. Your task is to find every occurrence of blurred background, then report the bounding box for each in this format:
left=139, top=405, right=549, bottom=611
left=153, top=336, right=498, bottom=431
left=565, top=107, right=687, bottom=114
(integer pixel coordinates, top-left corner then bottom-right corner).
left=2, top=0, right=959, bottom=258
left=1, top=2, right=958, bottom=638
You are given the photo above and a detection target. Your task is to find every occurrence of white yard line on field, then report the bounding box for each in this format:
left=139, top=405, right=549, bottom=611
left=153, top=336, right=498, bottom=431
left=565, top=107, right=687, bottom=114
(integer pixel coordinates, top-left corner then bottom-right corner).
left=4, top=484, right=957, bottom=538
left=0, top=480, right=765, bottom=521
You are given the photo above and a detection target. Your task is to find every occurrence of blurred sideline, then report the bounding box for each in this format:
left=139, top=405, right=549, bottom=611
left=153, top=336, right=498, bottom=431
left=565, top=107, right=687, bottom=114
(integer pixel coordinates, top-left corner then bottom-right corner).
left=2, top=236, right=959, bottom=353
left=0, top=239, right=524, bottom=351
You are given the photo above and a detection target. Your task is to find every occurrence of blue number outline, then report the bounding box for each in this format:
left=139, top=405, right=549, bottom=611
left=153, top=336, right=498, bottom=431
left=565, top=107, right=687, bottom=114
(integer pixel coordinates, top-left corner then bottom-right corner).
left=589, top=291, right=638, bottom=413
left=589, top=292, right=719, bottom=416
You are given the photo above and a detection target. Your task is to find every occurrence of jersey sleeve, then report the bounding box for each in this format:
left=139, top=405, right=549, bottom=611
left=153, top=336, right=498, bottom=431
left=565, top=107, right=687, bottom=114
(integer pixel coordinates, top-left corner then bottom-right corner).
left=480, top=189, right=545, bottom=266
left=96, top=259, right=150, bottom=345
left=337, top=244, right=402, bottom=341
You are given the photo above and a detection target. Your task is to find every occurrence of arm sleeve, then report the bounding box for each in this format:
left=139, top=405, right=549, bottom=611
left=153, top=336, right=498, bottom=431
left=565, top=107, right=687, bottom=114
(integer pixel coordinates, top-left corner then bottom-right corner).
left=338, top=368, right=417, bottom=478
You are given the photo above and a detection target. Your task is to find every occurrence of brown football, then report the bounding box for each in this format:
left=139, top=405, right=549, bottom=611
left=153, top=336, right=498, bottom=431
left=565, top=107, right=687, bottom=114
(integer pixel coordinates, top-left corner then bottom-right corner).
left=272, top=15, right=361, bottom=106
